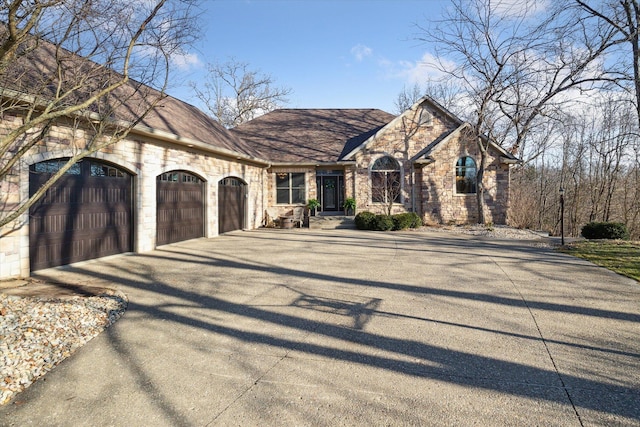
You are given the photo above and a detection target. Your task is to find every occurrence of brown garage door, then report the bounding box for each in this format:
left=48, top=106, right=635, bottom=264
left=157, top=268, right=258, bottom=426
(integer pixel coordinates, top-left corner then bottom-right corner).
left=156, top=171, right=204, bottom=246
left=218, top=177, right=246, bottom=234
left=29, top=158, right=133, bottom=271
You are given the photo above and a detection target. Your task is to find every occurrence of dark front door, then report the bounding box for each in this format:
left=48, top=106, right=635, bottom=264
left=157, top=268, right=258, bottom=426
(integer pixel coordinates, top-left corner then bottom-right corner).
left=323, top=176, right=338, bottom=210
left=29, top=159, right=133, bottom=271
left=218, top=177, right=246, bottom=234
left=316, top=175, right=344, bottom=212
left=156, top=171, right=205, bottom=246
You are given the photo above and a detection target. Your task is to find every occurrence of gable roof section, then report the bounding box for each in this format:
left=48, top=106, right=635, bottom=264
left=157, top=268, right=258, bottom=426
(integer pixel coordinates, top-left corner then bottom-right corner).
left=340, top=95, right=464, bottom=161
left=0, top=30, right=262, bottom=161
left=230, top=109, right=396, bottom=164
left=341, top=95, right=519, bottom=163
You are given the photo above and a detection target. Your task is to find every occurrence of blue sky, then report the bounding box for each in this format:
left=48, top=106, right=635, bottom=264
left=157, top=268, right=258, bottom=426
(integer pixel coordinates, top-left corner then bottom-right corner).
left=168, top=0, right=449, bottom=114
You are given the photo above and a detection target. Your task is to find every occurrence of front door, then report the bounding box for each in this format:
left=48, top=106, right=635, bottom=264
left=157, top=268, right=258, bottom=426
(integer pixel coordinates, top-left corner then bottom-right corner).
left=316, top=174, right=344, bottom=212
left=323, top=176, right=338, bottom=210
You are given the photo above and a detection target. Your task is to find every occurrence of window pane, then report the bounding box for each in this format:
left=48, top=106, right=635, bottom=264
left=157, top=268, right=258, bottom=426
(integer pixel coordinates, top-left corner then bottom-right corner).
left=291, top=173, right=305, bottom=187
left=276, top=189, right=290, bottom=204
left=276, top=173, right=290, bottom=188
left=291, top=188, right=305, bottom=204
left=456, top=156, right=476, bottom=194
left=389, top=171, right=401, bottom=203
left=34, top=159, right=81, bottom=175
left=372, top=156, right=399, bottom=171
left=371, top=172, right=385, bottom=203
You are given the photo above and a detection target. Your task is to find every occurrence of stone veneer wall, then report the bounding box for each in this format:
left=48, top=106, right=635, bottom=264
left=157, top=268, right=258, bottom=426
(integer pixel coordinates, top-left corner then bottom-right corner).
left=352, top=103, right=510, bottom=224
left=353, top=103, right=457, bottom=216
left=418, top=129, right=510, bottom=225
left=0, top=116, right=266, bottom=280
left=265, top=167, right=317, bottom=219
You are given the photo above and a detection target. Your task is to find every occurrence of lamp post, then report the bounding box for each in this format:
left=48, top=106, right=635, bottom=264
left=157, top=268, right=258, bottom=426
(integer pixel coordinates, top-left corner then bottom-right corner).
left=559, top=187, right=565, bottom=246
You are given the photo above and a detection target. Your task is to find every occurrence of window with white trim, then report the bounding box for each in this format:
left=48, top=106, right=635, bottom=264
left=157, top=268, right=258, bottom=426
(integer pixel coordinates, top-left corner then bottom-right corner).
left=371, top=156, right=401, bottom=204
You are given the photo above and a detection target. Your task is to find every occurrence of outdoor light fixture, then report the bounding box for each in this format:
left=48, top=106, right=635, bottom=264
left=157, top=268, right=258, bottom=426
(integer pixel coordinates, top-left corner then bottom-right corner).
left=559, top=186, right=565, bottom=246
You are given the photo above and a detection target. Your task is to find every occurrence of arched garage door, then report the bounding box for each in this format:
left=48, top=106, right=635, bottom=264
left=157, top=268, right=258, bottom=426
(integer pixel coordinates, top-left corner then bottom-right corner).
left=29, top=158, right=133, bottom=271
left=218, top=177, right=246, bottom=234
left=156, top=171, right=205, bottom=246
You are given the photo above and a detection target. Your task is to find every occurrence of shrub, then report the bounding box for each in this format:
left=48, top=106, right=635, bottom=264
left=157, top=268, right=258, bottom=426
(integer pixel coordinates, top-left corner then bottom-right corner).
left=581, top=222, right=630, bottom=240
left=372, top=214, right=394, bottom=231
left=355, top=211, right=376, bottom=230
left=392, top=212, right=423, bottom=230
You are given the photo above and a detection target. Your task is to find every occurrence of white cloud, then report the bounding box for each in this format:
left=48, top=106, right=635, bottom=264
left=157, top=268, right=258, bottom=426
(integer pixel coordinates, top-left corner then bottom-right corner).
left=351, top=44, right=373, bottom=62
left=388, top=52, right=458, bottom=84
left=171, top=51, right=202, bottom=70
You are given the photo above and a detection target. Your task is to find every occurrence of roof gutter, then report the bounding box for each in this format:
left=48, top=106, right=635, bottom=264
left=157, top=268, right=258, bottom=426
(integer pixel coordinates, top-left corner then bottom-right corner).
left=130, top=125, right=271, bottom=167
left=500, top=156, right=520, bottom=165
left=268, top=160, right=357, bottom=167
left=1, top=87, right=272, bottom=168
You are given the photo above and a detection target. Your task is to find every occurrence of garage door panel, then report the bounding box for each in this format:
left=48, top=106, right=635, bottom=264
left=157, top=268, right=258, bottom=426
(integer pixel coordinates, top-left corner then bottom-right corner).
left=156, top=171, right=204, bottom=246
left=29, top=159, right=133, bottom=271
left=218, top=178, right=246, bottom=234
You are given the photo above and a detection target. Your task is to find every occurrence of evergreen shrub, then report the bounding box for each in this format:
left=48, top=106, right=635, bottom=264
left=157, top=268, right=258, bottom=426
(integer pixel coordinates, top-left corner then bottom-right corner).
left=581, top=222, right=630, bottom=240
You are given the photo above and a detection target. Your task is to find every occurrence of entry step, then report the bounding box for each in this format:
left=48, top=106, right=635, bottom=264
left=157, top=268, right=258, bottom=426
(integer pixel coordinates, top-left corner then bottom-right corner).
left=308, top=215, right=356, bottom=230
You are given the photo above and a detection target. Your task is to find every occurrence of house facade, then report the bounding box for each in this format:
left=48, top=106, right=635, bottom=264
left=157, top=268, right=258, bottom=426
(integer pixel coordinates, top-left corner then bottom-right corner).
left=0, top=88, right=516, bottom=280
left=232, top=96, right=517, bottom=225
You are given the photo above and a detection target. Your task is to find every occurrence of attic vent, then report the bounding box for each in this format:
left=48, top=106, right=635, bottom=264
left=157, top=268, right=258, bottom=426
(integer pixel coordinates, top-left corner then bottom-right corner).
left=418, top=109, right=432, bottom=126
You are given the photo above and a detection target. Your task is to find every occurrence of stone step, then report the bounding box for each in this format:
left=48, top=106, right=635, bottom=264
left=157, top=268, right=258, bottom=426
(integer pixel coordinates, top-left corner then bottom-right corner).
left=308, top=215, right=356, bottom=230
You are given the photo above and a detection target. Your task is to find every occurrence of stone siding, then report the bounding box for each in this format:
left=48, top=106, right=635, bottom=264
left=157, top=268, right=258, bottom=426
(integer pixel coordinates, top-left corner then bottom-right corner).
left=352, top=103, right=510, bottom=224
left=265, top=167, right=317, bottom=219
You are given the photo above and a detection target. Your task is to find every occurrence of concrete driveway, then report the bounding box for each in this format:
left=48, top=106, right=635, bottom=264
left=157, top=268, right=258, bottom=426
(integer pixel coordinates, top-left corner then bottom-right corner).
left=2, top=229, right=639, bottom=426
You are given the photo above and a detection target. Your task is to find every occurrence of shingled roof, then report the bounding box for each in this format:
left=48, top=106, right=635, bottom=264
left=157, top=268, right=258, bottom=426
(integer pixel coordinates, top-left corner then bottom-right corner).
left=230, top=109, right=396, bottom=163
left=0, top=29, right=260, bottom=160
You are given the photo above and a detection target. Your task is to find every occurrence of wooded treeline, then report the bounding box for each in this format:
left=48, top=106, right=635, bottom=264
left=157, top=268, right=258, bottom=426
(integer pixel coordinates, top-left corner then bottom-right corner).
left=510, top=96, right=640, bottom=239
left=409, top=0, right=640, bottom=239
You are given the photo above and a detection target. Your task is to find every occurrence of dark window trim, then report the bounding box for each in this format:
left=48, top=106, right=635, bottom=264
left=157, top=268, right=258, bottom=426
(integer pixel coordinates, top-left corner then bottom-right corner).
left=455, top=156, right=477, bottom=194
left=275, top=172, right=306, bottom=205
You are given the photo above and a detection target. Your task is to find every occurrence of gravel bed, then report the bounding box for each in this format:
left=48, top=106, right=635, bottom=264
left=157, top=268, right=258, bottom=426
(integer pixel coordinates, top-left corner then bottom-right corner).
left=418, top=224, right=551, bottom=243
left=0, top=293, right=126, bottom=405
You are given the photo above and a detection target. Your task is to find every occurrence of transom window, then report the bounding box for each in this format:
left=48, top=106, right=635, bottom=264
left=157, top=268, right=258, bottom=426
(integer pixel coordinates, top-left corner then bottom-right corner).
left=455, top=156, right=477, bottom=194
left=90, top=162, right=125, bottom=178
left=31, top=159, right=127, bottom=178
left=32, top=158, right=81, bottom=175
left=371, top=156, right=401, bottom=204
left=158, top=171, right=202, bottom=184
left=276, top=172, right=305, bottom=204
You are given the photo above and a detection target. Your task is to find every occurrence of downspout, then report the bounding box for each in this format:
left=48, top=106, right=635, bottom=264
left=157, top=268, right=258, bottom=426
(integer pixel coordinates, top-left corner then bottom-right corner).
left=351, top=165, right=357, bottom=214
left=262, top=164, right=271, bottom=226
left=411, top=164, right=416, bottom=213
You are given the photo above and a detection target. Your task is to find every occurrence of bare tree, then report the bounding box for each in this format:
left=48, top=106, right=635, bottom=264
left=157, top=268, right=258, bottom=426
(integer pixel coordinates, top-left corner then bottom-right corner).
left=509, top=91, right=640, bottom=239
left=371, top=169, right=402, bottom=216
left=190, top=58, right=292, bottom=128
left=575, top=0, right=640, bottom=128
left=418, top=0, right=622, bottom=224
left=394, top=83, right=423, bottom=114
left=0, top=0, right=199, bottom=228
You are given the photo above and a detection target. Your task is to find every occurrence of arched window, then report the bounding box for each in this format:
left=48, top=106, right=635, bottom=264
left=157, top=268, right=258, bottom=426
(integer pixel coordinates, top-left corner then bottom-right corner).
left=371, top=156, right=401, bottom=204
left=455, top=156, right=477, bottom=194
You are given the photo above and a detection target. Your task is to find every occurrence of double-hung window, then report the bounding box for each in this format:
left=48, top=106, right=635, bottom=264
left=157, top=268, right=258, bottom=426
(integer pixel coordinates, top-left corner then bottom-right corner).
left=276, top=172, right=305, bottom=204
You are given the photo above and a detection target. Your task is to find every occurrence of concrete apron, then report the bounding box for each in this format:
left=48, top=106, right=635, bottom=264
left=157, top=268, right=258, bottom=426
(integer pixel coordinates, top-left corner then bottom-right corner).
left=2, top=229, right=639, bottom=426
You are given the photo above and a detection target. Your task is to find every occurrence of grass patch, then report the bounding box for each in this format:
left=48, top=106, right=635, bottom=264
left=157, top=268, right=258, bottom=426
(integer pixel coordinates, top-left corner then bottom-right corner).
left=559, top=241, right=640, bottom=282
